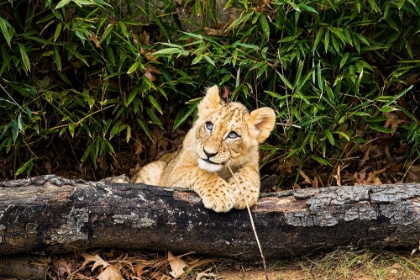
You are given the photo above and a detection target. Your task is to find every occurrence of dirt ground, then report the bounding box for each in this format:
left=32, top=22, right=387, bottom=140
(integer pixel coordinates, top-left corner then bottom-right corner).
left=219, top=269, right=308, bottom=280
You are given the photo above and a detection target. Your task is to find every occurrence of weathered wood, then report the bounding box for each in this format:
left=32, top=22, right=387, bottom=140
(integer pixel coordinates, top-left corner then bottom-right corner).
left=0, top=175, right=419, bottom=261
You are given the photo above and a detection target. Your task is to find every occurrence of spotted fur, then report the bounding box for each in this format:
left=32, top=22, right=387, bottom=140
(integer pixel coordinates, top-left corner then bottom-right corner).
left=131, top=85, right=276, bottom=212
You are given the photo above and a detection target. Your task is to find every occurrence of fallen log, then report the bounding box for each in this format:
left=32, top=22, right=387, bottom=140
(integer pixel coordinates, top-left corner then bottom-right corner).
left=0, top=175, right=419, bottom=261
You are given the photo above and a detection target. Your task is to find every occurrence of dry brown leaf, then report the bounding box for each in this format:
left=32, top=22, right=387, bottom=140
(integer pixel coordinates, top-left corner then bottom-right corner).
left=204, top=27, right=227, bottom=37
left=45, top=161, right=52, bottom=174
left=334, top=165, right=341, bottom=186
left=134, top=138, right=144, bottom=159
left=383, top=112, right=404, bottom=134
left=144, top=70, right=156, bottom=82
left=359, top=145, right=373, bottom=167
left=104, top=249, right=114, bottom=258
left=57, top=260, right=72, bottom=276
left=355, top=168, right=385, bottom=185
left=89, top=31, right=102, bottom=49
left=31, top=256, right=51, bottom=267
left=222, top=85, right=232, bottom=103
left=144, top=65, right=162, bottom=82
left=299, top=171, right=311, bottom=185
left=354, top=172, right=365, bottom=185
left=168, top=251, right=188, bottom=278
left=139, top=30, right=150, bottom=45
left=278, top=157, right=294, bottom=177
left=196, top=271, right=217, bottom=280
left=366, top=172, right=382, bottom=185
left=405, top=164, right=420, bottom=183
left=97, top=265, right=123, bottom=280
left=312, top=175, right=319, bottom=188
left=134, top=264, right=144, bottom=277
left=81, top=252, right=109, bottom=271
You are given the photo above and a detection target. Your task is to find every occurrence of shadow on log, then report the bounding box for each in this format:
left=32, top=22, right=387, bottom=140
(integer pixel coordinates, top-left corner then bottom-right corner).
left=0, top=175, right=419, bottom=261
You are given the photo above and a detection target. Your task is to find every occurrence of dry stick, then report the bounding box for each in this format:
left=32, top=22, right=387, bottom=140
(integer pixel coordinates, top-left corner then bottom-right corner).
left=226, top=164, right=269, bottom=280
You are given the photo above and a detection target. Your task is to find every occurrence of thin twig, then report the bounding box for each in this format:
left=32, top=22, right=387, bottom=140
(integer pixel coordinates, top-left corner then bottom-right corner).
left=0, top=82, right=26, bottom=113
left=226, top=164, right=269, bottom=280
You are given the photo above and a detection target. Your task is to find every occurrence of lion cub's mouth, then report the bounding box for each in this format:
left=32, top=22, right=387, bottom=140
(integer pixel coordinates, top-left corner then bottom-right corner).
left=202, top=158, right=219, bottom=165
left=198, top=158, right=224, bottom=172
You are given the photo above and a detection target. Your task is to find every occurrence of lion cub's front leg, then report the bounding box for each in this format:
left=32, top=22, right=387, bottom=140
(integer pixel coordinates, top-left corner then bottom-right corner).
left=170, top=169, right=235, bottom=213
left=228, top=166, right=260, bottom=210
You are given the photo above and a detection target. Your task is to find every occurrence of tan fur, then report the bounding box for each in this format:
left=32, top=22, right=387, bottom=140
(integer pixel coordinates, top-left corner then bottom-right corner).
left=131, top=85, right=276, bottom=212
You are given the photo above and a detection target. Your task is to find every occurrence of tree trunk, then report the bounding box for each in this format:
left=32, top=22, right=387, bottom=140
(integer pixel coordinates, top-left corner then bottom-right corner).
left=0, top=175, right=419, bottom=261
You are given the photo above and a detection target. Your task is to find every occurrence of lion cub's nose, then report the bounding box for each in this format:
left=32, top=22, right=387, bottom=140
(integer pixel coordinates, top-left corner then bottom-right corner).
left=203, top=148, right=218, bottom=158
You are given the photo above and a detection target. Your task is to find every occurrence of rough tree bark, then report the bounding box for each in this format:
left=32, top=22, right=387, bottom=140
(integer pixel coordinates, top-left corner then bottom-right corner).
left=0, top=175, right=419, bottom=262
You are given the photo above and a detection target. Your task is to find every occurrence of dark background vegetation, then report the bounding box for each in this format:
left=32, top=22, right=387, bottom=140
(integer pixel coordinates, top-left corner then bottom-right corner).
left=0, top=0, right=419, bottom=189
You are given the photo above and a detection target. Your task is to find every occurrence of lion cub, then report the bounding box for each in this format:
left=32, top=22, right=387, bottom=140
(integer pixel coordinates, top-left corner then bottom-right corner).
left=131, top=86, right=276, bottom=212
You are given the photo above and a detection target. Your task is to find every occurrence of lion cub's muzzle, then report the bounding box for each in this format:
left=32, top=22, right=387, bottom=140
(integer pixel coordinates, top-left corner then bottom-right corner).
left=197, top=147, right=226, bottom=172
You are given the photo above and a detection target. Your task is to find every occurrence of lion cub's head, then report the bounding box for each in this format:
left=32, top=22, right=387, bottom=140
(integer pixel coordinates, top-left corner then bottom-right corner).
left=193, top=85, right=276, bottom=172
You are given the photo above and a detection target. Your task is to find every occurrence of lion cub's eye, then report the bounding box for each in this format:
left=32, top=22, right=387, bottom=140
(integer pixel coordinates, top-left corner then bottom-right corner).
left=227, top=131, right=239, bottom=139
left=205, top=122, right=214, bottom=132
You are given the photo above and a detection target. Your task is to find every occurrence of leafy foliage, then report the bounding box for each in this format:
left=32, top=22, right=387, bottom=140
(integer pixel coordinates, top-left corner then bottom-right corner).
left=0, top=0, right=419, bottom=186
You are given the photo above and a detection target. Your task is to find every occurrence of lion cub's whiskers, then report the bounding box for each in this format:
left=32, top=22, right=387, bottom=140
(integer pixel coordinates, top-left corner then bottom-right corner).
left=226, top=163, right=269, bottom=280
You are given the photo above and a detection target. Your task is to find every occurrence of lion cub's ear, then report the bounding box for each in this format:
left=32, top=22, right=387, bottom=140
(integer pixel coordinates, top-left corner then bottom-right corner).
left=198, top=85, right=224, bottom=118
left=249, top=108, right=276, bottom=143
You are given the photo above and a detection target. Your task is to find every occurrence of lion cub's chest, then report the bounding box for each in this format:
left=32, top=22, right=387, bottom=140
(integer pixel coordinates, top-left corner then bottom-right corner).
left=159, top=148, right=239, bottom=185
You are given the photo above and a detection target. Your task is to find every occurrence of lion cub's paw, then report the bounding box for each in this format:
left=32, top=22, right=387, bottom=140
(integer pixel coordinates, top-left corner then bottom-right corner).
left=233, top=192, right=258, bottom=210
left=198, top=184, right=235, bottom=213
left=229, top=180, right=259, bottom=210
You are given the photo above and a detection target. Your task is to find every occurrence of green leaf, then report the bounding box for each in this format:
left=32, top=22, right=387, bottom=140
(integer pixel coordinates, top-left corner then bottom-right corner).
left=335, top=131, right=350, bottom=141
left=68, top=123, right=75, bottom=137
left=126, top=88, right=139, bottom=106
left=18, top=43, right=31, bottom=73
left=127, top=61, right=141, bottom=74
left=11, top=120, right=18, bottom=142
left=173, top=102, right=198, bottom=131
left=17, top=113, right=24, bottom=131
left=125, top=125, right=131, bottom=143
left=380, top=106, right=395, bottom=113
left=369, top=124, right=394, bottom=133
left=54, top=23, right=62, bottom=42
left=99, top=23, right=114, bottom=45
left=256, top=63, right=267, bottom=78
left=310, top=155, right=331, bottom=166
left=203, top=55, right=215, bottom=66
left=339, top=53, right=350, bottom=69
left=278, top=73, right=294, bottom=90
left=311, top=28, right=325, bottom=51
left=398, top=0, right=406, bottom=9
left=66, top=44, right=89, bottom=66
left=299, top=4, right=318, bottom=14
left=324, top=31, right=330, bottom=53
left=109, top=120, right=121, bottom=140
left=118, top=21, right=129, bottom=38
left=15, top=158, right=34, bottom=176
left=355, top=33, right=370, bottom=46
left=146, top=107, right=164, bottom=130
left=192, top=55, right=203, bottom=65
left=56, top=0, right=71, bottom=9
left=148, top=95, right=163, bottom=114
left=137, top=118, right=153, bottom=141
left=81, top=144, right=92, bottom=163
left=53, top=45, right=62, bottom=70
left=153, top=14, right=169, bottom=40
left=385, top=17, right=399, bottom=32
left=237, top=43, right=260, bottom=50
left=265, top=91, right=285, bottom=99
left=0, top=17, right=12, bottom=47
left=325, top=130, right=335, bottom=145
left=317, top=62, right=323, bottom=91
left=153, top=48, right=187, bottom=55
left=259, top=14, right=270, bottom=39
